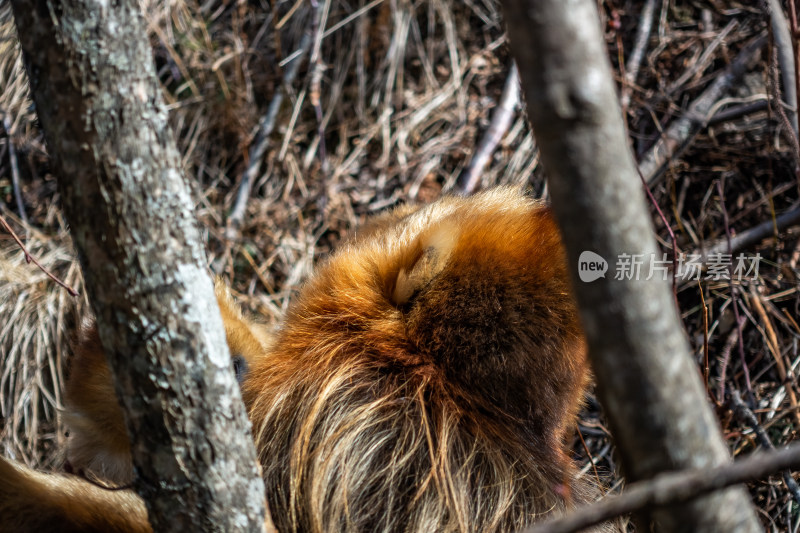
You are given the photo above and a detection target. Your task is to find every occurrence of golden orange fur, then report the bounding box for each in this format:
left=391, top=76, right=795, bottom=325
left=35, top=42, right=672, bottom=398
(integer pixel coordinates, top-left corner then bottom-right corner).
left=0, top=457, right=149, bottom=533
left=0, top=188, right=618, bottom=532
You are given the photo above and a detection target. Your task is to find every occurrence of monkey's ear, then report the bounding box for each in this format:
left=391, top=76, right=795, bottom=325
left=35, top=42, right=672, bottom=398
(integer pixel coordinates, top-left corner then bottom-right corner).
left=392, top=220, right=460, bottom=306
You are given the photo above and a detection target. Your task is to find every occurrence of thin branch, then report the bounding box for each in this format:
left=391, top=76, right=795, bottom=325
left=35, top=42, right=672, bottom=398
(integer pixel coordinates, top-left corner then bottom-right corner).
left=717, top=316, right=746, bottom=402
left=665, top=19, right=738, bottom=96
left=309, top=0, right=329, bottom=176
left=764, top=0, right=799, bottom=135
left=638, top=168, right=678, bottom=308
left=699, top=281, right=710, bottom=400
left=640, top=34, right=768, bottom=185
left=707, top=99, right=769, bottom=125
left=716, top=178, right=752, bottom=396
left=455, top=63, right=520, bottom=195
left=699, top=204, right=800, bottom=260
left=792, top=231, right=800, bottom=269
left=620, top=0, right=658, bottom=111
left=730, top=390, right=800, bottom=505
left=522, top=441, right=800, bottom=533
left=226, top=25, right=314, bottom=238
left=748, top=288, right=800, bottom=427
left=767, top=31, right=800, bottom=168
left=0, top=211, right=78, bottom=296
left=783, top=0, right=800, bottom=141
left=763, top=0, right=797, bottom=134
left=576, top=425, right=601, bottom=486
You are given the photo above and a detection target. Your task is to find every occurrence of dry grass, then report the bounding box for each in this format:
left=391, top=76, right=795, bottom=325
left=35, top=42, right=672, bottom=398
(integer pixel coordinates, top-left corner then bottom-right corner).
left=0, top=0, right=538, bottom=468
left=1, top=0, right=800, bottom=528
left=0, top=210, right=86, bottom=466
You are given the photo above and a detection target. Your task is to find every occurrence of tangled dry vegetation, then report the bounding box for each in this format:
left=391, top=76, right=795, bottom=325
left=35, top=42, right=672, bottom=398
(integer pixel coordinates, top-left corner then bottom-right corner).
left=0, top=0, right=799, bottom=528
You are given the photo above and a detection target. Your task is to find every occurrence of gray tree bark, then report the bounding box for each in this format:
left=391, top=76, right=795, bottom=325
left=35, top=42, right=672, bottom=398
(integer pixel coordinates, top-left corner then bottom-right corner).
left=10, top=1, right=268, bottom=531
left=498, top=1, right=761, bottom=532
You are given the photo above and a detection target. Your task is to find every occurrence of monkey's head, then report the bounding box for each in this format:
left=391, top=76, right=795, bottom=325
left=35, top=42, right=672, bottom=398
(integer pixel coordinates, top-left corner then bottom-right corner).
left=244, top=187, right=590, bottom=532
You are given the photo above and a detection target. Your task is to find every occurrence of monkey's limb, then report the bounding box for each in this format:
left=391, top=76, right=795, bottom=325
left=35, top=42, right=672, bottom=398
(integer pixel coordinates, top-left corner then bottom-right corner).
left=0, top=454, right=151, bottom=533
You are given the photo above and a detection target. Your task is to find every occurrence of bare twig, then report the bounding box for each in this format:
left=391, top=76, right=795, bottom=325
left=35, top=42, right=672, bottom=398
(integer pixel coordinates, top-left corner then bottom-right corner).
left=699, top=281, right=710, bottom=399
left=783, top=0, right=800, bottom=141
left=699, top=204, right=800, bottom=260
left=309, top=0, right=329, bottom=176
left=749, top=287, right=800, bottom=427
left=666, top=20, right=738, bottom=96
left=640, top=34, right=768, bottom=185
left=576, top=426, right=601, bottom=486
left=456, top=63, right=520, bottom=195
left=523, top=441, right=800, bottom=533
left=226, top=25, right=314, bottom=238
left=761, top=0, right=800, bottom=190
left=730, top=390, right=800, bottom=506
left=638, top=168, right=678, bottom=308
left=718, top=316, right=746, bottom=402
left=707, top=99, right=769, bottom=125
left=716, top=178, right=752, bottom=396
left=768, top=35, right=800, bottom=168
left=0, top=211, right=78, bottom=296
left=620, top=0, right=658, bottom=111
left=764, top=0, right=796, bottom=134
left=764, top=0, right=799, bottom=134
left=791, top=234, right=800, bottom=269
left=1, top=111, right=28, bottom=227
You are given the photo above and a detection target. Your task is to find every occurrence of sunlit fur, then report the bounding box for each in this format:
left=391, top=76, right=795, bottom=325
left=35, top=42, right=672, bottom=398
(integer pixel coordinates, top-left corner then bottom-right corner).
left=0, top=187, right=617, bottom=532
left=246, top=188, right=595, bottom=532
left=0, top=456, right=149, bottom=533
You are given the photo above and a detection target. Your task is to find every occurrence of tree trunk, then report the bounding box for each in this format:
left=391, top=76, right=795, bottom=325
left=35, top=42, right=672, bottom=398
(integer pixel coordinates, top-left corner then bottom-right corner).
left=497, top=0, right=761, bottom=531
left=10, top=1, right=267, bottom=531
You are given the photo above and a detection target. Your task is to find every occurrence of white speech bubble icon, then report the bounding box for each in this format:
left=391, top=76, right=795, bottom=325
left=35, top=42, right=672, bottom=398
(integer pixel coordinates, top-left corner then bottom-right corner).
left=578, top=251, right=608, bottom=282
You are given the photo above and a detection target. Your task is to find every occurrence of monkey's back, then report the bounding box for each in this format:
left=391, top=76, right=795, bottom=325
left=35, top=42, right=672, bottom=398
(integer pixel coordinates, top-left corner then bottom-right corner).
left=2, top=188, right=619, bottom=533
left=244, top=188, right=604, bottom=532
